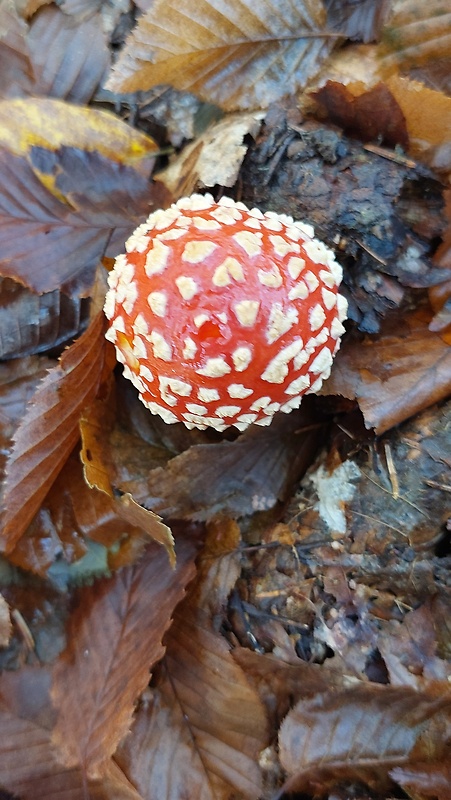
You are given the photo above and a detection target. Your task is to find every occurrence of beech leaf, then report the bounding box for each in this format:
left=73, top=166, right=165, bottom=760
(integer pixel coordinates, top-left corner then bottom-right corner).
left=50, top=533, right=199, bottom=777
left=325, top=307, right=451, bottom=434
left=280, top=684, right=451, bottom=794
left=0, top=1, right=32, bottom=98
left=28, top=5, right=110, bottom=103
left=116, top=541, right=268, bottom=799
left=0, top=311, right=107, bottom=554
left=127, top=407, right=321, bottom=521
left=0, top=666, right=144, bottom=799
left=0, top=277, right=91, bottom=360
left=107, top=0, right=335, bottom=111
left=0, top=98, right=163, bottom=293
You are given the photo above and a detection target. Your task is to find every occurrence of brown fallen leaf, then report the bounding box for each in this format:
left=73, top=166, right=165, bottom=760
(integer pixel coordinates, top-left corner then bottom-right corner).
left=325, top=0, right=391, bottom=43
left=391, top=762, right=451, bottom=800
left=0, top=2, right=32, bottom=99
left=324, top=306, right=451, bottom=433
left=0, top=666, right=144, bottom=799
left=107, top=0, right=336, bottom=111
left=118, top=404, right=323, bottom=522
left=80, top=396, right=175, bottom=566
left=0, top=354, right=54, bottom=452
left=0, top=277, right=91, bottom=360
left=28, top=5, right=110, bottom=103
left=8, top=449, right=141, bottom=576
left=233, top=647, right=342, bottom=732
left=279, top=683, right=451, bottom=795
left=51, top=530, right=200, bottom=778
left=116, top=523, right=268, bottom=799
left=379, top=602, right=451, bottom=690
left=0, top=311, right=108, bottom=554
left=0, top=98, right=164, bottom=294
left=313, top=80, right=408, bottom=148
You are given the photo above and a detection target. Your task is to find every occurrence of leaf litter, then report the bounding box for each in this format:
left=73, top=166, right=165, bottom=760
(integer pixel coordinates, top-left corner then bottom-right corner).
left=0, top=0, right=450, bottom=798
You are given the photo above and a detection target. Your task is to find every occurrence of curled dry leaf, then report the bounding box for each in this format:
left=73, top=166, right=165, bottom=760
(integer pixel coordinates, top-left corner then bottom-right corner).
left=51, top=531, right=200, bottom=778
left=107, top=0, right=336, bottom=111
left=0, top=311, right=108, bottom=554
left=7, top=449, right=141, bottom=577
left=160, top=112, right=264, bottom=197
left=0, top=98, right=163, bottom=294
left=28, top=5, right=110, bottom=103
left=0, top=593, right=12, bottom=648
left=80, top=396, right=175, bottom=566
left=324, top=306, right=451, bottom=433
left=279, top=684, right=451, bottom=795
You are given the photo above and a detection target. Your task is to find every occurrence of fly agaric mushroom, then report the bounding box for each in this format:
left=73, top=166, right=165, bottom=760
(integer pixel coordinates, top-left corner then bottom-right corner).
left=104, top=194, right=347, bottom=432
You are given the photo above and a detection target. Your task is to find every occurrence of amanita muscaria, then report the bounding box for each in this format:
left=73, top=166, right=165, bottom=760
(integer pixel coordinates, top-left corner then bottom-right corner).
left=104, top=194, right=347, bottom=432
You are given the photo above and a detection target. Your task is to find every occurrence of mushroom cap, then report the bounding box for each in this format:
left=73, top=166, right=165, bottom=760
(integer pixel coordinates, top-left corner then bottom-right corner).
left=104, top=194, right=347, bottom=432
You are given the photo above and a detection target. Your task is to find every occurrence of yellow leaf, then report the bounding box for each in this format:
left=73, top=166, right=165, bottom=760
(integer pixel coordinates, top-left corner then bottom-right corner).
left=0, top=97, right=158, bottom=163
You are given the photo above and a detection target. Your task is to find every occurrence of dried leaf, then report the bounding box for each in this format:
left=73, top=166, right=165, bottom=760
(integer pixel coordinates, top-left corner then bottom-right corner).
left=325, top=0, right=391, bottom=43
left=0, top=98, right=163, bottom=294
left=391, top=762, right=451, bottom=800
left=0, top=311, right=107, bottom=554
left=0, top=355, right=53, bottom=450
left=379, top=602, right=451, bottom=689
left=0, top=1, right=33, bottom=98
left=0, top=277, right=91, bottom=359
left=8, top=450, right=119, bottom=576
left=0, top=593, right=11, bottom=647
left=116, top=533, right=268, bottom=799
left=279, top=684, right=451, bottom=794
left=385, top=74, right=451, bottom=171
left=324, top=307, right=451, bottom=433
left=232, top=648, right=340, bottom=731
left=160, top=112, right=263, bottom=196
left=28, top=5, right=109, bottom=103
left=107, top=0, right=335, bottom=111
left=0, top=666, right=143, bottom=799
left=313, top=80, right=408, bottom=148
left=51, top=532, right=200, bottom=777
left=379, top=0, right=451, bottom=76
left=122, top=406, right=322, bottom=521
left=80, top=397, right=175, bottom=566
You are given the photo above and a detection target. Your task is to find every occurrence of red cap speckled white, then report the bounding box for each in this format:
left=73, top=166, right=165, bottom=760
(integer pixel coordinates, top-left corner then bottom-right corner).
left=104, top=194, right=347, bottom=432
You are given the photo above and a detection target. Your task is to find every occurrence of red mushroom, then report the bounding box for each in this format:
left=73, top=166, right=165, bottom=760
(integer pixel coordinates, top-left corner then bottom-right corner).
left=104, top=194, right=347, bottom=432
